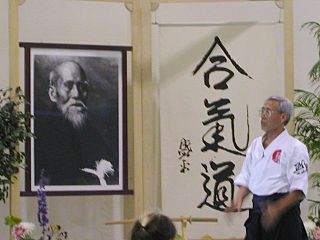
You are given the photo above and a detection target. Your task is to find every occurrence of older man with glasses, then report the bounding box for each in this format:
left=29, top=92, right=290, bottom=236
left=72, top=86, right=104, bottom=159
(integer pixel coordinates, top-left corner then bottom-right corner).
left=35, top=61, right=117, bottom=186
left=226, top=96, right=309, bottom=240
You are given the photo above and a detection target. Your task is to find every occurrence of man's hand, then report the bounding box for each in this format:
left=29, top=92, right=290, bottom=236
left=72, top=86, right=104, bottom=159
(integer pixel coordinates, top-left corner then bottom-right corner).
left=225, top=186, right=250, bottom=213
left=260, top=200, right=281, bottom=231
left=261, top=191, right=303, bottom=231
left=225, top=198, right=243, bottom=212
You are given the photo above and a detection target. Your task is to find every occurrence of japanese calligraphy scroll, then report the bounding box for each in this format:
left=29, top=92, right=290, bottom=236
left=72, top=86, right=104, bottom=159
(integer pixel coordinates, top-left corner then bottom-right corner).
left=159, top=24, right=284, bottom=238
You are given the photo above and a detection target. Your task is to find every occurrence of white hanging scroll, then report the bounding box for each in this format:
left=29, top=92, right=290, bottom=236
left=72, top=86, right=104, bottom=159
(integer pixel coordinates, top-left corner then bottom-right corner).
left=159, top=22, right=284, bottom=239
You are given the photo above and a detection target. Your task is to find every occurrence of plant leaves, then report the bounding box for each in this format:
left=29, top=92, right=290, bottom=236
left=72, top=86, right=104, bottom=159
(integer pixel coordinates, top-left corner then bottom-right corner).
left=0, top=87, right=34, bottom=203
left=4, top=215, right=22, bottom=227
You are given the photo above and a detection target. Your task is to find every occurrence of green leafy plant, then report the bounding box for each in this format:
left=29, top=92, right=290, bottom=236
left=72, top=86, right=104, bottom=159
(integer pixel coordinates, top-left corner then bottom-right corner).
left=5, top=215, right=22, bottom=227
left=5, top=171, right=68, bottom=240
left=295, top=21, right=320, bottom=228
left=0, top=87, right=33, bottom=203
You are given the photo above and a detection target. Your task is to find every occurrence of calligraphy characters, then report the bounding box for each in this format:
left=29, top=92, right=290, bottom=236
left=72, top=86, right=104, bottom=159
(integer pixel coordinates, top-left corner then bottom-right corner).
left=198, top=161, right=235, bottom=211
left=193, top=36, right=252, bottom=211
left=193, top=36, right=252, bottom=89
left=178, top=138, right=192, bottom=173
left=201, top=98, right=249, bottom=156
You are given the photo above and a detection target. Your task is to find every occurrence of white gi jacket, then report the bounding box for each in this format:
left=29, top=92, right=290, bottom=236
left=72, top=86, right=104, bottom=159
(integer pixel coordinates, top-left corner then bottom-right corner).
left=235, top=129, right=309, bottom=197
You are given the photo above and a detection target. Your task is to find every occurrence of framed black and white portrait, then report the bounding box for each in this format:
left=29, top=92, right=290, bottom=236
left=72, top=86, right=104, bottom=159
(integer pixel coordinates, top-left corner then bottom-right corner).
left=20, top=42, right=131, bottom=195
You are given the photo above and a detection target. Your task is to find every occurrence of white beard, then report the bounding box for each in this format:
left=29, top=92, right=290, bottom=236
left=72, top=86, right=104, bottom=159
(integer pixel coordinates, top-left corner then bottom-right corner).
left=58, top=99, right=88, bottom=129
left=63, top=105, right=88, bottom=129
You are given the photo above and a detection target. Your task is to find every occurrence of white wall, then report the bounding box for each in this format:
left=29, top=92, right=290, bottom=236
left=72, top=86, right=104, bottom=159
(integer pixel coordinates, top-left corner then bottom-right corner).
left=0, top=0, right=9, bottom=87
left=0, top=0, right=319, bottom=239
left=0, top=0, right=10, bottom=239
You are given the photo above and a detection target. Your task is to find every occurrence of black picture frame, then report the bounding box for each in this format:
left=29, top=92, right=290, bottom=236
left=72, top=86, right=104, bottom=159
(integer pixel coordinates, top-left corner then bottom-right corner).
left=20, top=42, right=132, bottom=196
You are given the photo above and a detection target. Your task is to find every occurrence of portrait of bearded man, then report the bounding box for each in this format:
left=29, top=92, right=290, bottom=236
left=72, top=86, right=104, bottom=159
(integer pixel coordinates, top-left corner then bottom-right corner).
left=33, top=59, right=120, bottom=188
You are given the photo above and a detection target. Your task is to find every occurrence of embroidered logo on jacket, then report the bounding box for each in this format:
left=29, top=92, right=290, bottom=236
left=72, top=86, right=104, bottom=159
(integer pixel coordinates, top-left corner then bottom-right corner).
left=272, top=149, right=282, bottom=163
left=294, top=160, right=308, bottom=175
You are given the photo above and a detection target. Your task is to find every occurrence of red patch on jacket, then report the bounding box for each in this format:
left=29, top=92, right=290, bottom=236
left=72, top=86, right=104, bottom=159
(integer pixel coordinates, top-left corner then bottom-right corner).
left=272, top=149, right=282, bottom=163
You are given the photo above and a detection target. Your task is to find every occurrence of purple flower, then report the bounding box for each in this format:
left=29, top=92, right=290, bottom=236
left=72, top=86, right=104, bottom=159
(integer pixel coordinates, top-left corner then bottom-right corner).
left=37, top=169, right=49, bottom=230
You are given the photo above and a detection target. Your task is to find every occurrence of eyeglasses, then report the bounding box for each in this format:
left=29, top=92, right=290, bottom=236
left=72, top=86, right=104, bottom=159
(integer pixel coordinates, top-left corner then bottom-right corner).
left=63, top=81, right=89, bottom=93
left=259, top=107, right=280, bottom=118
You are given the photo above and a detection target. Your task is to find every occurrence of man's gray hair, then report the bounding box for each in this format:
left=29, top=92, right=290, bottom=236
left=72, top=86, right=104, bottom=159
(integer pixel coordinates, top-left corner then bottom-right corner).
left=267, top=96, right=293, bottom=125
left=49, top=61, right=87, bottom=87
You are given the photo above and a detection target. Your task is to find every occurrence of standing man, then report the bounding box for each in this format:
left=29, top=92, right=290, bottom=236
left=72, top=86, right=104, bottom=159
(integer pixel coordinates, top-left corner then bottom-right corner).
left=226, top=96, right=309, bottom=240
left=35, top=61, right=117, bottom=186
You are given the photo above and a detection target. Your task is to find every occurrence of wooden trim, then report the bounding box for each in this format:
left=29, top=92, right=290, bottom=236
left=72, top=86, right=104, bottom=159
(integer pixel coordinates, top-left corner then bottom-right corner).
left=9, top=0, right=20, bottom=220
left=152, top=0, right=272, bottom=2
left=79, top=0, right=272, bottom=2
left=132, top=0, right=145, bottom=216
left=131, top=0, right=157, bottom=217
left=140, top=0, right=156, bottom=213
left=78, top=0, right=132, bottom=3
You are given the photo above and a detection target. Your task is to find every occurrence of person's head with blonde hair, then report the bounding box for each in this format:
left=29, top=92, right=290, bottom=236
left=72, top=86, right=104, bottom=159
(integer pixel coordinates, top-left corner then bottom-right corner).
left=131, top=212, right=176, bottom=240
